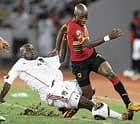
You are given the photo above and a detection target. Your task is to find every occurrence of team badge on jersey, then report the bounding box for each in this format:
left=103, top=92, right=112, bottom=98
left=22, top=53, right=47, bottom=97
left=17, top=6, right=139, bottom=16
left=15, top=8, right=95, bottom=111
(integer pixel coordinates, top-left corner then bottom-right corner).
left=76, top=30, right=82, bottom=39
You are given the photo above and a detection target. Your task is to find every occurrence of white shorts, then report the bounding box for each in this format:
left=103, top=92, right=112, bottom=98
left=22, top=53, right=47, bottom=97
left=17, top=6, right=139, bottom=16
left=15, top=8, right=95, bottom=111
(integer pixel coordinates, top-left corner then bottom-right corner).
left=132, top=39, right=140, bottom=60
left=44, top=80, right=82, bottom=109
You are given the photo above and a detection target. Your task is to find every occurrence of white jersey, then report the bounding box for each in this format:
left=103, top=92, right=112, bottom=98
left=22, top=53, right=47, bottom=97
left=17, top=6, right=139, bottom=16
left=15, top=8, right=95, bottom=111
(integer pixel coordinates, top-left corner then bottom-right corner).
left=5, top=55, right=63, bottom=93
left=4, top=55, right=82, bottom=108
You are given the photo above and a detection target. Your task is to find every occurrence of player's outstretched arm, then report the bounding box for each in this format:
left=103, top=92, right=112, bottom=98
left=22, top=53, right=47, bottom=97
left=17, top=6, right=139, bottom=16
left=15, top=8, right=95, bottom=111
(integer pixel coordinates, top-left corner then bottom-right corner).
left=82, top=28, right=123, bottom=48
left=0, top=82, right=11, bottom=103
left=56, top=24, right=67, bottom=52
left=48, top=24, right=67, bottom=56
left=48, top=25, right=67, bottom=64
left=0, top=37, right=9, bottom=52
left=59, top=33, right=67, bottom=63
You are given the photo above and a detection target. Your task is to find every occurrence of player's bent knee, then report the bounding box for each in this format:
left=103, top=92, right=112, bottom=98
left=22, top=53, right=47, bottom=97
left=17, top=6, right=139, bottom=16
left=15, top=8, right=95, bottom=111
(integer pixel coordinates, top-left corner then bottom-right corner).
left=105, top=70, right=116, bottom=80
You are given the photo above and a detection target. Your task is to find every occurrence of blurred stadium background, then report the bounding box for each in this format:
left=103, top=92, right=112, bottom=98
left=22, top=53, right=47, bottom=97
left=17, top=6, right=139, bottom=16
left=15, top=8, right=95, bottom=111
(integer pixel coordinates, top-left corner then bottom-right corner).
left=0, top=0, right=139, bottom=72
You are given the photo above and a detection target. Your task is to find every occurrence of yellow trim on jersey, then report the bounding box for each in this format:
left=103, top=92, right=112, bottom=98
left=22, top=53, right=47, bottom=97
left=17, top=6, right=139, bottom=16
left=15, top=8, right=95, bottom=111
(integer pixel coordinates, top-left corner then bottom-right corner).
left=73, top=37, right=88, bottom=45
left=73, top=41, right=81, bottom=45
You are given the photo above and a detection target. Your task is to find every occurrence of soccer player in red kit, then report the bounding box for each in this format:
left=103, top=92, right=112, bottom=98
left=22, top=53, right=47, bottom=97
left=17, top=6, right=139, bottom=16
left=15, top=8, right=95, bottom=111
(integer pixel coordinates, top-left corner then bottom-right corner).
left=50, top=3, right=140, bottom=119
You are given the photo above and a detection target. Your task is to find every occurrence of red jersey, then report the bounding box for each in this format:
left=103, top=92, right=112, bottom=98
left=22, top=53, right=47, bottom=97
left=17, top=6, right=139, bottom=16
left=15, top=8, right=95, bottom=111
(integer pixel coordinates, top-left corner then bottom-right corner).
left=130, top=19, right=140, bottom=45
left=66, top=19, right=95, bottom=62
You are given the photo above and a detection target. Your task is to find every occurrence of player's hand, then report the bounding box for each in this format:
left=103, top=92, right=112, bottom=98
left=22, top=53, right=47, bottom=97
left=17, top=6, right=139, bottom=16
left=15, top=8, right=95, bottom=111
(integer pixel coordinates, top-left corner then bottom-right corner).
left=122, top=113, right=129, bottom=120
left=0, top=37, right=9, bottom=53
left=108, top=28, right=123, bottom=40
left=48, top=48, right=58, bottom=57
left=59, top=62, right=65, bottom=71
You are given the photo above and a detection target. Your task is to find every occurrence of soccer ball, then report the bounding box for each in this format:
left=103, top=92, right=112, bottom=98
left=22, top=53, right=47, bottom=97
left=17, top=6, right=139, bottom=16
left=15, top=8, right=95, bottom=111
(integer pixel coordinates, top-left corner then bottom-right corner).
left=92, top=102, right=110, bottom=120
left=0, top=116, right=6, bottom=121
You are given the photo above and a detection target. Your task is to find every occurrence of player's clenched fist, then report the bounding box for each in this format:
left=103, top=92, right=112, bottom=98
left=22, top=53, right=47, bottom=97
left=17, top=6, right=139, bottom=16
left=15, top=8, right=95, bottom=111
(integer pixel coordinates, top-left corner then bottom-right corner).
left=0, top=37, right=9, bottom=52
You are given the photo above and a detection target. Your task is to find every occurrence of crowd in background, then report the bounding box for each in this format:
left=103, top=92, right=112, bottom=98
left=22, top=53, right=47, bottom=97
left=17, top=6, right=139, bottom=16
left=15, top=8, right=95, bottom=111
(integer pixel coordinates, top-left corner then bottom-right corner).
left=123, top=10, right=140, bottom=80
left=0, top=0, right=140, bottom=74
left=0, top=0, right=97, bottom=67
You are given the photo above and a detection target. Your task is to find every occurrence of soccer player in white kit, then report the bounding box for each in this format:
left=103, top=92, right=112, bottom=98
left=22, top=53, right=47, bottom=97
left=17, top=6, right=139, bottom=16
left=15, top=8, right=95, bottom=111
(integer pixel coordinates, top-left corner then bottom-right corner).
left=0, top=43, right=129, bottom=120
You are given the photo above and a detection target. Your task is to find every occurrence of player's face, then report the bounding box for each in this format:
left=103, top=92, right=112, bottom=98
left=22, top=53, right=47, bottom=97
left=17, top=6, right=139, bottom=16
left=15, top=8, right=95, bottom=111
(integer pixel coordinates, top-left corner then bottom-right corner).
left=76, top=15, right=88, bottom=26
left=23, top=45, right=37, bottom=60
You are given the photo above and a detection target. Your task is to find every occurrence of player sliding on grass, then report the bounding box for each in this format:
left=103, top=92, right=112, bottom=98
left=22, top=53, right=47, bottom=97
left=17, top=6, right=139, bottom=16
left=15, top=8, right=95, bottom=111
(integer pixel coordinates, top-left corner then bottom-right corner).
left=0, top=43, right=133, bottom=120
left=50, top=3, right=140, bottom=119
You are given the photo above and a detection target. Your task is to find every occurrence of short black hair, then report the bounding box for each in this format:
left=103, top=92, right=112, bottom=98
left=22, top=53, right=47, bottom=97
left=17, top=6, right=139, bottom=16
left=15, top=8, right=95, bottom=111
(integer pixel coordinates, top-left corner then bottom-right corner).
left=133, top=10, right=140, bottom=18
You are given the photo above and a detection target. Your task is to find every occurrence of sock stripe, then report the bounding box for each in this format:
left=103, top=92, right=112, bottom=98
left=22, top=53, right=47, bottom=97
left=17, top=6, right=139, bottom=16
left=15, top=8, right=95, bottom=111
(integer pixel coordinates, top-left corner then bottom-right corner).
left=111, top=76, right=120, bottom=85
left=122, top=93, right=128, bottom=96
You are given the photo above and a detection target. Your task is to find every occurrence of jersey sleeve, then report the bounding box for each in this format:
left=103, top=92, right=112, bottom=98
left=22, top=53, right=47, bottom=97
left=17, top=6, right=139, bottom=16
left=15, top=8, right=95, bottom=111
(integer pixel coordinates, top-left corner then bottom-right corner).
left=4, top=60, right=21, bottom=84
left=43, top=55, right=61, bottom=69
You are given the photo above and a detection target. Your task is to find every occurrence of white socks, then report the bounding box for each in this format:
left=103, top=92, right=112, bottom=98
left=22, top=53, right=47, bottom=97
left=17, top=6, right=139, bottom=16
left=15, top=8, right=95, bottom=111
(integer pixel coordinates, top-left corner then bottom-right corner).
left=109, top=109, right=122, bottom=120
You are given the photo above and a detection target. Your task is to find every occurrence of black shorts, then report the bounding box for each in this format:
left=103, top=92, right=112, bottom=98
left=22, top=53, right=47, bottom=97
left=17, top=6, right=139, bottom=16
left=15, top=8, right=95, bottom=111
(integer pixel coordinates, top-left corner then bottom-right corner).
left=71, top=53, right=105, bottom=87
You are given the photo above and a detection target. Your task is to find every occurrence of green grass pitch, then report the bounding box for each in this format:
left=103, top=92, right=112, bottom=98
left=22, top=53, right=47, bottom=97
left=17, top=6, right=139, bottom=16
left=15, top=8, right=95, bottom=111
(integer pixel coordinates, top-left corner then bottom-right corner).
left=0, top=84, right=140, bottom=124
